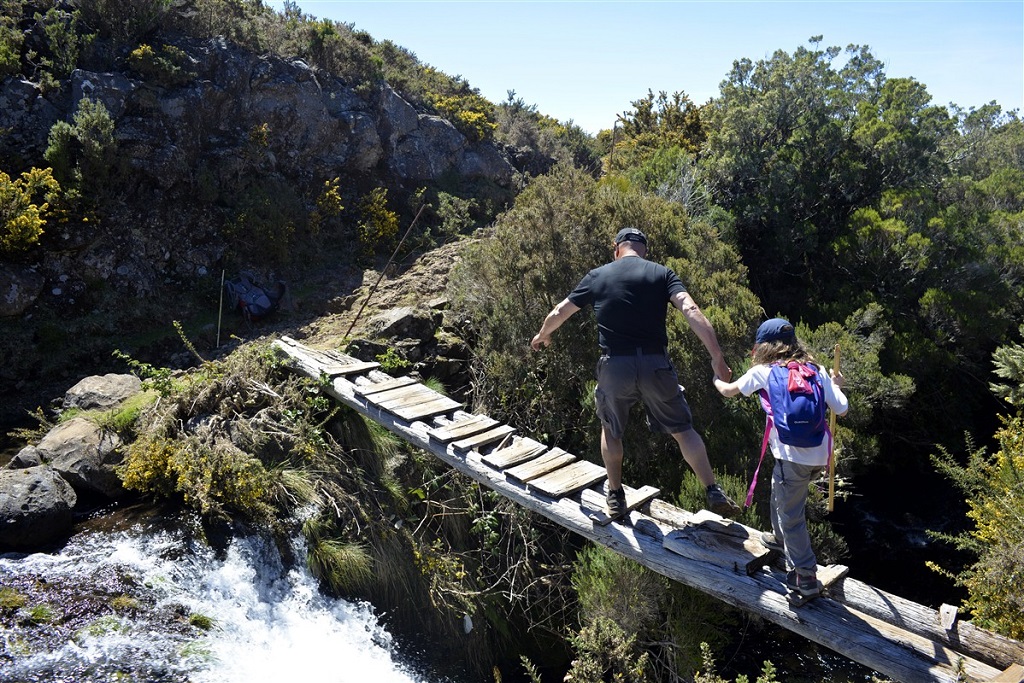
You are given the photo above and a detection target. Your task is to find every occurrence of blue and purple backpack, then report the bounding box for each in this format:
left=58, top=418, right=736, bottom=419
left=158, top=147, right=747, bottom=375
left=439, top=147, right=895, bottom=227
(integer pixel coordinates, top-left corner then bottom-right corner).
left=744, top=361, right=831, bottom=507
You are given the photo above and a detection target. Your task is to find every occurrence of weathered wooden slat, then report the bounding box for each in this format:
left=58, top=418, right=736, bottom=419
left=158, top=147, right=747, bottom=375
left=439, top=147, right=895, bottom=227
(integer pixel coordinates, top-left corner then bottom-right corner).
left=528, top=459, right=607, bottom=497
left=390, top=396, right=462, bottom=422
left=505, top=448, right=574, bottom=483
left=276, top=337, right=380, bottom=377
left=427, top=415, right=499, bottom=443
left=481, top=438, right=550, bottom=469
left=452, top=425, right=516, bottom=453
left=663, top=523, right=774, bottom=576
left=354, top=376, right=419, bottom=396
left=579, top=485, right=661, bottom=526
left=367, top=384, right=437, bottom=406
left=990, top=663, right=1024, bottom=683
left=940, top=603, right=959, bottom=631
left=818, top=564, right=850, bottom=589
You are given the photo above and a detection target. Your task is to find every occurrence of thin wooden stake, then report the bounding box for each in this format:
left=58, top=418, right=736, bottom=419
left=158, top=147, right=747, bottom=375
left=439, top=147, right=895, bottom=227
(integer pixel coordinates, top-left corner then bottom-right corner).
left=828, top=343, right=840, bottom=512
left=216, top=269, right=225, bottom=348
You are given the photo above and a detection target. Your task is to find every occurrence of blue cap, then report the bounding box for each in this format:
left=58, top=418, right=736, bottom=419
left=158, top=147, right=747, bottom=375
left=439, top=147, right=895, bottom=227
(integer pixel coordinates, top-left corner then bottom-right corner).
left=755, top=318, right=796, bottom=344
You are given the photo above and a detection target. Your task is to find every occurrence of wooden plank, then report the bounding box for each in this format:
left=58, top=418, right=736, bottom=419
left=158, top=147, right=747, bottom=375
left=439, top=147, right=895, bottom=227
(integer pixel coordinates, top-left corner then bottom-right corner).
left=367, top=384, right=437, bottom=406
left=390, top=396, right=462, bottom=422
left=505, top=448, right=574, bottom=483
left=322, top=360, right=381, bottom=376
left=579, top=485, right=661, bottom=526
left=989, top=663, right=1024, bottom=683
left=275, top=337, right=380, bottom=377
left=818, top=564, right=850, bottom=590
left=529, top=459, right=607, bottom=497
left=427, top=415, right=498, bottom=443
left=663, top=524, right=774, bottom=576
left=481, top=438, right=548, bottom=469
left=452, top=425, right=516, bottom=453
left=354, top=376, right=418, bottom=396
left=373, top=390, right=451, bottom=414
left=940, top=603, right=959, bottom=631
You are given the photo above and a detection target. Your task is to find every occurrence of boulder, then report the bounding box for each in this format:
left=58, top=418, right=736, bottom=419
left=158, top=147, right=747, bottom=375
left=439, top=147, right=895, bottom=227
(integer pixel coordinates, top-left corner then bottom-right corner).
left=35, top=417, right=126, bottom=499
left=368, top=305, right=441, bottom=341
left=0, top=263, right=46, bottom=317
left=63, top=373, right=143, bottom=411
left=0, top=465, right=77, bottom=550
left=5, top=445, right=43, bottom=469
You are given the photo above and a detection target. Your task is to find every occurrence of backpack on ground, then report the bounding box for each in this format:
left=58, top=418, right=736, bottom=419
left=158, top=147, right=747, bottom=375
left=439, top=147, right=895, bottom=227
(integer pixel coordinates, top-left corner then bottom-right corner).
left=224, top=271, right=284, bottom=324
left=744, top=362, right=830, bottom=507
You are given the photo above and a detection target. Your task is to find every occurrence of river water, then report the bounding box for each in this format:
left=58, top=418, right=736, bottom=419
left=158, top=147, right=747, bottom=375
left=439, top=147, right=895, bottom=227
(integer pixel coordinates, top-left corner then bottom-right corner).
left=0, top=513, right=448, bottom=683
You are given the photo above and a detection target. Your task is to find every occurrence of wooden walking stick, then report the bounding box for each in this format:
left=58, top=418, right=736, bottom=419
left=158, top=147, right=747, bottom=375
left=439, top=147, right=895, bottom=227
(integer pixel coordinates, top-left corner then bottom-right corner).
left=827, top=343, right=840, bottom=512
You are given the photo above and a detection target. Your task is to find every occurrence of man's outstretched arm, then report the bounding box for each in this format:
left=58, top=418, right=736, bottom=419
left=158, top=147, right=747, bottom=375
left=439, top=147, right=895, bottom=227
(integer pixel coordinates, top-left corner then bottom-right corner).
left=531, top=298, right=580, bottom=350
left=671, top=291, right=731, bottom=381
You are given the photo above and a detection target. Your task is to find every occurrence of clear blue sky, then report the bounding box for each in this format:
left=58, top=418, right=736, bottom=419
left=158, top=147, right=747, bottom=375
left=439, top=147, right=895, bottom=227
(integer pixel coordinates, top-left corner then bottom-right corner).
left=269, top=1, right=1023, bottom=134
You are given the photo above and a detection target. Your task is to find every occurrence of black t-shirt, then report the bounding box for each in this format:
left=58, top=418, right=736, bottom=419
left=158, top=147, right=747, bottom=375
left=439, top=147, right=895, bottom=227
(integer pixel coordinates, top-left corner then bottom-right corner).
left=568, top=256, right=687, bottom=351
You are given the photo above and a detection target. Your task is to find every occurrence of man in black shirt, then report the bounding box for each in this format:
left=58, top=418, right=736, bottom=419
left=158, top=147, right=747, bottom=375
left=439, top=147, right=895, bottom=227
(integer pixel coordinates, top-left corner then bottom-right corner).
left=531, top=227, right=741, bottom=519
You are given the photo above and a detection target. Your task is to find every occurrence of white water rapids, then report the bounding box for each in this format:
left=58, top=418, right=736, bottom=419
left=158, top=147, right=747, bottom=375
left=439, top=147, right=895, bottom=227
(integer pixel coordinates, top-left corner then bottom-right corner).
left=0, top=524, right=446, bottom=683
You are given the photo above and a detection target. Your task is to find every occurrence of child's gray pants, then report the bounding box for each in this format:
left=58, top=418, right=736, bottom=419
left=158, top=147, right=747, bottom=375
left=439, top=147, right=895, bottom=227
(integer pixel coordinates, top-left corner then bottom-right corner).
left=770, top=460, right=823, bottom=574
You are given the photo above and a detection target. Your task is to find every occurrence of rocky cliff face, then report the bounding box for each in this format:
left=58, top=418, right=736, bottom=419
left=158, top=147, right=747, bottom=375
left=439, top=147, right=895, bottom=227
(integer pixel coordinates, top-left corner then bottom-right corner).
left=0, top=31, right=521, bottom=423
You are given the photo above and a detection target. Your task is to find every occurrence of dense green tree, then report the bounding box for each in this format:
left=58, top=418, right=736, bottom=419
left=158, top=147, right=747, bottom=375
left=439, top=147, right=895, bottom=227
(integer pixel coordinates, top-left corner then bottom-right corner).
left=609, top=89, right=706, bottom=176
left=700, top=39, right=955, bottom=318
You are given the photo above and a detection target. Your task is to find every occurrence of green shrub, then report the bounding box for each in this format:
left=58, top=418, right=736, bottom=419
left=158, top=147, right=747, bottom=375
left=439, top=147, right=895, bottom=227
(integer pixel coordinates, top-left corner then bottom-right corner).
left=931, top=416, right=1024, bottom=639
left=0, top=167, right=60, bottom=253
left=0, top=0, right=25, bottom=78
left=119, top=434, right=275, bottom=521
left=223, top=177, right=302, bottom=265
left=563, top=616, right=654, bottom=683
left=35, top=7, right=94, bottom=79
left=127, top=43, right=196, bottom=86
left=77, top=0, right=170, bottom=49
left=44, top=98, right=117, bottom=197
left=375, top=347, right=409, bottom=373
left=435, top=191, right=477, bottom=239
left=428, top=91, right=497, bottom=143
left=357, top=187, right=398, bottom=259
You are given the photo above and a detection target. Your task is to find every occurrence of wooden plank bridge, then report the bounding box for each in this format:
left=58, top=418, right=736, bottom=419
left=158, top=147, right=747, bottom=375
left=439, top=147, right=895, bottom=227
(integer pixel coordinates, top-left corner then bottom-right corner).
left=273, top=336, right=1024, bottom=683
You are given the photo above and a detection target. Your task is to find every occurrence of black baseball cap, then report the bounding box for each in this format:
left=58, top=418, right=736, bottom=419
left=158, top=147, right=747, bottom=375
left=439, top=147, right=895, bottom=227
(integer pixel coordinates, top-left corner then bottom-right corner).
left=615, top=227, right=648, bottom=245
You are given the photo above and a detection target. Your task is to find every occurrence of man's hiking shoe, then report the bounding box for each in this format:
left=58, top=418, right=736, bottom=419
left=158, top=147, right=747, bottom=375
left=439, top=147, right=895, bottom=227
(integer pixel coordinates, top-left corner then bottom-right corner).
left=606, top=487, right=627, bottom=519
left=706, top=484, right=741, bottom=518
left=786, top=570, right=821, bottom=599
left=760, top=531, right=783, bottom=553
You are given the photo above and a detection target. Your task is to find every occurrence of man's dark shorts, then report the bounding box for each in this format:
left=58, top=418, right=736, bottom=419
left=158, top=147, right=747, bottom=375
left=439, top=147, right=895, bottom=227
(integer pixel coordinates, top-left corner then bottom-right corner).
left=594, top=351, right=693, bottom=438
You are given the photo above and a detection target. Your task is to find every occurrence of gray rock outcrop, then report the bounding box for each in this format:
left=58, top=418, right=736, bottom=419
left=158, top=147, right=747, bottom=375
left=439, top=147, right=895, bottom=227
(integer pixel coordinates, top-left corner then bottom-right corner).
left=64, top=373, right=143, bottom=411
left=35, top=417, right=126, bottom=500
left=0, top=465, right=77, bottom=550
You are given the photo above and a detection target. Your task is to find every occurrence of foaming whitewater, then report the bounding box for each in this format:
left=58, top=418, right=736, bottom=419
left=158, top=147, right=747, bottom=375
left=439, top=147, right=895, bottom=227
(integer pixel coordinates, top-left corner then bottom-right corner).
left=0, top=525, right=442, bottom=683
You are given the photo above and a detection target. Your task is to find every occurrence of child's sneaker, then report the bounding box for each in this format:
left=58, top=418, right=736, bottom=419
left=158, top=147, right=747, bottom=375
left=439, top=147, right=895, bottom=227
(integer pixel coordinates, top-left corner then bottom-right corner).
left=760, top=531, right=783, bottom=552
left=706, top=483, right=741, bottom=518
left=606, top=486, right=627, bottom=519
left=786, top=570, right=821, bottom=599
